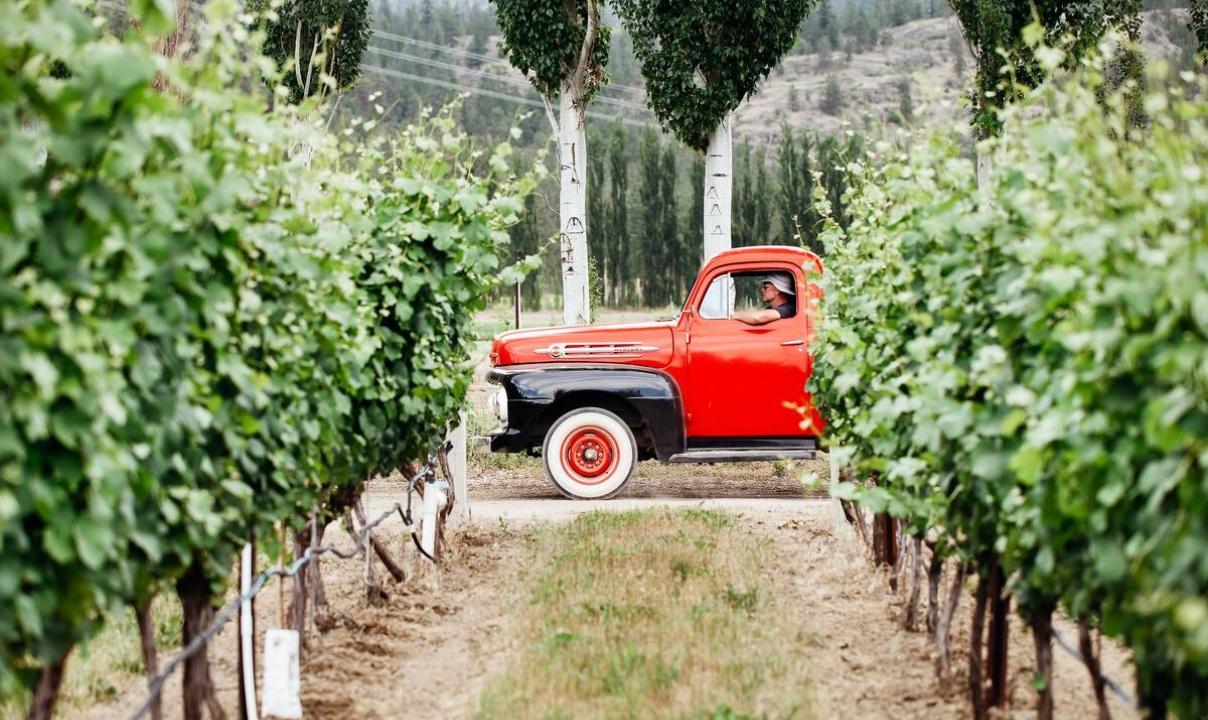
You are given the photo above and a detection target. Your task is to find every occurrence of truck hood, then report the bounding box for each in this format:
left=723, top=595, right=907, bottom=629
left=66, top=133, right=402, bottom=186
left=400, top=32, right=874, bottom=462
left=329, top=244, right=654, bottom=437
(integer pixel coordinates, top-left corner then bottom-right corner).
left=490, top=321, right=676, bottom=369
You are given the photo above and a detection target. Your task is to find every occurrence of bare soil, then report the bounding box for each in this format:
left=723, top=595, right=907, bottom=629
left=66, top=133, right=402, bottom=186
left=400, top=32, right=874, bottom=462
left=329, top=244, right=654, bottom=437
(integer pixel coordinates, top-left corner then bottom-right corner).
left=84, top=460, right=1137, bottom=720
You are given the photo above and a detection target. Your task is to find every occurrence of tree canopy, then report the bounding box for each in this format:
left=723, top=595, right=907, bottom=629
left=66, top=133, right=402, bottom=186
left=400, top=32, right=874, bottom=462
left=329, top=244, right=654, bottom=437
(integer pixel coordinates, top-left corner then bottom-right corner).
left=947, top=0, right=1141, bottom=137
left=250, top=0, right=372, bottom=103
left=615, top=0, right=816, bottom=152
left=1194, top=0, right=1208, bottom=59
left=492, top=0, right=612, bottom=103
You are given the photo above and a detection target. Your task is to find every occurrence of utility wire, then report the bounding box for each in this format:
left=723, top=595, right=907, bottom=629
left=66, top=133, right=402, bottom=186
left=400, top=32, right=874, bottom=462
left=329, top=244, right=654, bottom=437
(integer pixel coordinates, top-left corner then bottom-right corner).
left=370, top=27, right=648, bottom=98
left=87, top=3, right=655, bottom=121
left=360, top=63, right=652, bottom=128
left=365, top=45, right=652, bottom=114
left=82, top=2, right=661, bottom=129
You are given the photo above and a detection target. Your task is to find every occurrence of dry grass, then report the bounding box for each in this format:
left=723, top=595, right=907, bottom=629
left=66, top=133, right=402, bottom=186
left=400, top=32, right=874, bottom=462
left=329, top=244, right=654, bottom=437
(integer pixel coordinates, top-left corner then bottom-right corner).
left=476, top=509, right=813, bottom=720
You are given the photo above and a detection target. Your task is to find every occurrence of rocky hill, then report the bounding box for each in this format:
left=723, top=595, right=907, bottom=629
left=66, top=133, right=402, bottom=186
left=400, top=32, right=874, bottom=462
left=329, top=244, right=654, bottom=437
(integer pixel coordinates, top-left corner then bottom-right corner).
left=730, top=11, right=1195, bottom=148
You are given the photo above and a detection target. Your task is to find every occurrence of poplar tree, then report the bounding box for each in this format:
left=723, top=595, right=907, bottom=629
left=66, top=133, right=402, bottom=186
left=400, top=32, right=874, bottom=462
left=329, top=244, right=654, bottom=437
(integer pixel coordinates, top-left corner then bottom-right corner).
left=607, top=124, right=631, bottom=305
left=733, top=142, right=754, bottom=247
left=778, top=124, right=818, bottom=252
left=946, top=1, right=1142, bottom=138
left=510, top=194, right=544, bottom=309
left=493, top=0, right=611, bottom=325
left=587, top=126, right=608, bottom=301
left=1193, top=0, right=1207, bottom=60
left=658, top=144, right=680, bottom=306
left=684, top=155, right=705, bottom=296
left=251, top=0, right=372, bottom=103
left=615, top=0, right=815, bottom=261
left=817, top=134, right=848, bottom=231
left=753, top=146, right=771, bottom=246
left=636, top=126, right=661, bottom=305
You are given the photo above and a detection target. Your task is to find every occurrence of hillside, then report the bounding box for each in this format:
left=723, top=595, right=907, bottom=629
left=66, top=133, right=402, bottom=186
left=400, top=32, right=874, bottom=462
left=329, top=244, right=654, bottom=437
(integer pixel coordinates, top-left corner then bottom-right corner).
left=732, top=11, right=1195, bottom=147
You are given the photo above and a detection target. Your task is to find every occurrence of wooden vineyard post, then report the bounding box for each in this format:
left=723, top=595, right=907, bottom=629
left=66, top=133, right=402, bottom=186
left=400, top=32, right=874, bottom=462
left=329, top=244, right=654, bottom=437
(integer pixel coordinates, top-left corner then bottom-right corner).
left=986, top=559, right=1010, bottom=709
left=450, top=411, right=469, bottom=523
left=872, top=513, right=898, bottom=567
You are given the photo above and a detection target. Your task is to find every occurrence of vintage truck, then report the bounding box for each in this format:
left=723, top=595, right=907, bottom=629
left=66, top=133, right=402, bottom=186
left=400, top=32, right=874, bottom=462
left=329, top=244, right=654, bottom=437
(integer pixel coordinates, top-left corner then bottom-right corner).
left=486, top=245, right=825, bottom=499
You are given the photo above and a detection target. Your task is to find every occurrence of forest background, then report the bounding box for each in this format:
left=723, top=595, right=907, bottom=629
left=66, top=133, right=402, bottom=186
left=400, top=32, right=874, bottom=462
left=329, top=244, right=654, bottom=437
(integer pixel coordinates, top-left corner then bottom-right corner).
left=324, top=0, right=1200, bottom=311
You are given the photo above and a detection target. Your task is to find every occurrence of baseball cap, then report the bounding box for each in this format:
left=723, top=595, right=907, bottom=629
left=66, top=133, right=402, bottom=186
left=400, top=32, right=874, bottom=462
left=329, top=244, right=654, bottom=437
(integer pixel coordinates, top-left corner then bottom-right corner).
left=759, top=273, right=795, bottom=296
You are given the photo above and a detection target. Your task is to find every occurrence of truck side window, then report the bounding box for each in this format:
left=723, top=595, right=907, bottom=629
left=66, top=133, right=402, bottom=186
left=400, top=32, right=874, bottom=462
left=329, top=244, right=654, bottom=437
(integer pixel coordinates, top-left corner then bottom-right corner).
left=699, top=273, right=733, bottom=319
left=699, top=271, right=797, bottom=320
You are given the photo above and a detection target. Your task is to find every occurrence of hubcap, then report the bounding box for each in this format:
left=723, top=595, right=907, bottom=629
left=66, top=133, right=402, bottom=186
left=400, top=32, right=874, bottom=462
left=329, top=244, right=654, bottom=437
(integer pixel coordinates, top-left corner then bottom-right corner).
left=562, top=427, right=617, bottom=483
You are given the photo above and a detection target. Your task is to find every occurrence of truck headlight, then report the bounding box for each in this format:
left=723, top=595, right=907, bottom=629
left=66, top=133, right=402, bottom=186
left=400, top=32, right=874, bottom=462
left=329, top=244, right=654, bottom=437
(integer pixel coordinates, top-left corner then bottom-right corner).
left=490, top=388, right=508, bottom=425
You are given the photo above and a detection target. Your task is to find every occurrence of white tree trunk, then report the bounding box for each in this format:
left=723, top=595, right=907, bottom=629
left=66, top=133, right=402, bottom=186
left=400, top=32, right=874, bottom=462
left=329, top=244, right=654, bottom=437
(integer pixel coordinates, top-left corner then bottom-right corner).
left=701, top=114, right=734, bottom=316
left=559, top=83, right=590, bottom=326
left=703, top=114, right=733, bottom=260
left=976, top=146, right=991, bottom=195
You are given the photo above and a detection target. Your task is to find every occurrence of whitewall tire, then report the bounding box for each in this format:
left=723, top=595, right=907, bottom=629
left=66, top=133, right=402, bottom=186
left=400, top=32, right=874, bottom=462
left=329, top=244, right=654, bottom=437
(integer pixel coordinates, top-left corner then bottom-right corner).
left=542, top=407, right=637, bottom=500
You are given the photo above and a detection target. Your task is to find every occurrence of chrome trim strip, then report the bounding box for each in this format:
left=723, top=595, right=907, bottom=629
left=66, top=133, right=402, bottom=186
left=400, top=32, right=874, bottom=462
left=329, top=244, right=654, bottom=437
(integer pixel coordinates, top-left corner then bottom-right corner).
left=534, top=342, right=660, bottom=359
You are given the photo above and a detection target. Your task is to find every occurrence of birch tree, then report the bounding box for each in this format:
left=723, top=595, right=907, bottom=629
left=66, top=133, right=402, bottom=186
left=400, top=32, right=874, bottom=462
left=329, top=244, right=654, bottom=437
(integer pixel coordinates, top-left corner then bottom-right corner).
left=494, top=0, right=610, bottom=326
left=616, top=0, right=814, bottom=262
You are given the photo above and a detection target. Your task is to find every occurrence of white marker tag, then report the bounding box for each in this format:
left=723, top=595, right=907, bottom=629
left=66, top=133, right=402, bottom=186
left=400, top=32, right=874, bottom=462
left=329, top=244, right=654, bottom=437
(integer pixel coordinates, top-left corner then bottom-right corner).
left=262, top=629, right=302, bottom=719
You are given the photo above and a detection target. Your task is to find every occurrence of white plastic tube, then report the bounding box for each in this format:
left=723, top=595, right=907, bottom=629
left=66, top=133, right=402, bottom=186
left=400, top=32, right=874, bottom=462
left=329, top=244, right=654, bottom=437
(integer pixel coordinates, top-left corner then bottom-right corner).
left=420, top=480, right=449, bottom=559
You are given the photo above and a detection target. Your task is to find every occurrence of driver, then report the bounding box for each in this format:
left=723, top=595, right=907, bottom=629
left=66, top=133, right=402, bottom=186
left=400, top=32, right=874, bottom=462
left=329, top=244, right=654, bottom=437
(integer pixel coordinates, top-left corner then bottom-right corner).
left=734, top=273, right=795, bottom=326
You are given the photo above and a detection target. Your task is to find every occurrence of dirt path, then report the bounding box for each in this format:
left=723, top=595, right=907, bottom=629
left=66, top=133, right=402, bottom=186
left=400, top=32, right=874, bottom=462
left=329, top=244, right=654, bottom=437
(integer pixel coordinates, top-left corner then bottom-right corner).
left=765, top=508, right=1137, bottom=720
left=85, top=460, right=1137, bottom=720
left=298, top=522, right=524, bottom=719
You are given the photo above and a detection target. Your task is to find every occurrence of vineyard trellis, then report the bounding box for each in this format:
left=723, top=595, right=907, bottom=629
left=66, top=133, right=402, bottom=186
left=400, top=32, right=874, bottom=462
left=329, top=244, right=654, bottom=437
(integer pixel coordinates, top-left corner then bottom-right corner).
left=128, top=456, right=450, bottom=720
left=0, top=1, right=536, bottom=718
left=814, top=37, right=1208, bottom=720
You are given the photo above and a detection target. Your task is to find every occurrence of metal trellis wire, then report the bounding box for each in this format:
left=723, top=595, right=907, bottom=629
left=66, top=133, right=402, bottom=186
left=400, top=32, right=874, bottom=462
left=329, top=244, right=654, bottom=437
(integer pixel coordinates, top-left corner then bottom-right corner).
left=128, top=460, right=440, bottom=720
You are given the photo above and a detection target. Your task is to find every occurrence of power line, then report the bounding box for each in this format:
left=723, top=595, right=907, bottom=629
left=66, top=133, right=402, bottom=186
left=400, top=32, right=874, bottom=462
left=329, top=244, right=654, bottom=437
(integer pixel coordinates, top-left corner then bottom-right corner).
left=365, top=45, right=652, bottom=114
left=360, top=63, right=652, bottom=128
left=367, top=45, right=535, bottom=92
left=369, top=28, right=648, bottom=99
left=83, top=2, right=655, bottom=127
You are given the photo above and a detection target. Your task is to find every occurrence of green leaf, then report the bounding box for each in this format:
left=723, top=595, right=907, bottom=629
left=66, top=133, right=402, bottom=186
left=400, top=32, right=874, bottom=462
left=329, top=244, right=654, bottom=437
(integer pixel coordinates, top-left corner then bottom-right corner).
left=15, top=596, right=42, bottom=638
left=74, top=521, right=113, bottom=570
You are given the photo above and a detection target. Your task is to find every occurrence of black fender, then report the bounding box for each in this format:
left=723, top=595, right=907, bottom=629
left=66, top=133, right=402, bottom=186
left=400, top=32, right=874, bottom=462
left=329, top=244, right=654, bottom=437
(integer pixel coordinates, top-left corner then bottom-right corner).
left=486, top=364, right=685, bottom=461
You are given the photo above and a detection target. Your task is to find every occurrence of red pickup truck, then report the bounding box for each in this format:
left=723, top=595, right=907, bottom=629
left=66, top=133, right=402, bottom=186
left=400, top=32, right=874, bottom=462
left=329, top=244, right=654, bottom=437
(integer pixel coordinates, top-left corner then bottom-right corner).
left=487, top=245, right=825, bottom=499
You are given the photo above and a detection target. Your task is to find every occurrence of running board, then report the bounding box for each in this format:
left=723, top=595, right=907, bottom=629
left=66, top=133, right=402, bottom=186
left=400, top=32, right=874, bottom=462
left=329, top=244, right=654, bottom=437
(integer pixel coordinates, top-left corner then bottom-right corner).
left=668, top=448, right=816, bottom=463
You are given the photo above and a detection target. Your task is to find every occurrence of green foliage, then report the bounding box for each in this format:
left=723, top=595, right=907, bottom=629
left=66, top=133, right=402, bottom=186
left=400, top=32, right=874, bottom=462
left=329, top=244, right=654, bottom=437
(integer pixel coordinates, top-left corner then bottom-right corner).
left=1194, top=0, right=1208, bottom=59
left=606, top=123, right=632, bottom=305
left=777, top=124, right=818, bottom=253
left=732, top=143, right=771, bottom=248
left=0, top=0, right=532, bottom=700
left=615, top=0, right=816, bottom=152
left=820, top=74, right=843, bottom=115
left=812, top=55, right=1208, bottom=717
left=492, top=0, right=611, bottom=102
left=947, top=1, right=1141, bottom=137
left=249, top=0, right=372, bottom=103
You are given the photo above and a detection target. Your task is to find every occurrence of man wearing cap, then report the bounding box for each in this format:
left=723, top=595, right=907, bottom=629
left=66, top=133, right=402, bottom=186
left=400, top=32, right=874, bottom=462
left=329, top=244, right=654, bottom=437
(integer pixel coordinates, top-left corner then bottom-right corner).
left=734, top=273, right=796, bottom=325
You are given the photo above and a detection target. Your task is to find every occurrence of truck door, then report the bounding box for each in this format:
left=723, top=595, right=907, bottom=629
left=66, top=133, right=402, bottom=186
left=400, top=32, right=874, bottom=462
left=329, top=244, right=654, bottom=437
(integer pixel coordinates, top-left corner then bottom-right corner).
left=684, top=267, right=814, bottom=439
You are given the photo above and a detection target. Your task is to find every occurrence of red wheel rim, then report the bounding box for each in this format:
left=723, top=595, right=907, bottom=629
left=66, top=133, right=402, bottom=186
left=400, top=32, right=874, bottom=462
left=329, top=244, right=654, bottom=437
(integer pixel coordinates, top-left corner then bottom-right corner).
left=561, top=426, right=618, bottom=485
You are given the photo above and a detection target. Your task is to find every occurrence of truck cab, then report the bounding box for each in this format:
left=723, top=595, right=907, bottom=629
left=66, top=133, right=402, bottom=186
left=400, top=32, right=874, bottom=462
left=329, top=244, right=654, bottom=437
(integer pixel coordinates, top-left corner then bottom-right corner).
left=487, top=245, right=825, bottom=499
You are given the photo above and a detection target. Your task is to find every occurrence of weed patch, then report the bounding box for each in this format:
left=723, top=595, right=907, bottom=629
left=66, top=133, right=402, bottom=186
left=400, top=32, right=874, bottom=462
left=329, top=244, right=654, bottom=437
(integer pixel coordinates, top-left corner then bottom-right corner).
left=476, top=509, right=811, bottom=719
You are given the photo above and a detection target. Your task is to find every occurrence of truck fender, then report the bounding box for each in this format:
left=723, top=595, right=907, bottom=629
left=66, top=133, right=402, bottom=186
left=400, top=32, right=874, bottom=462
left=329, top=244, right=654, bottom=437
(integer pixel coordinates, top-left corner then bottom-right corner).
left=487, top=364, right=685, bottom=461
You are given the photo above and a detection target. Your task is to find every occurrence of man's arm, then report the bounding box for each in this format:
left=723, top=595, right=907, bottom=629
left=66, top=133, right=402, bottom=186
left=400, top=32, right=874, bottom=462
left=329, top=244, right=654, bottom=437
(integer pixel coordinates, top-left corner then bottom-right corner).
left=733, top=308, right=782, bottom=325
